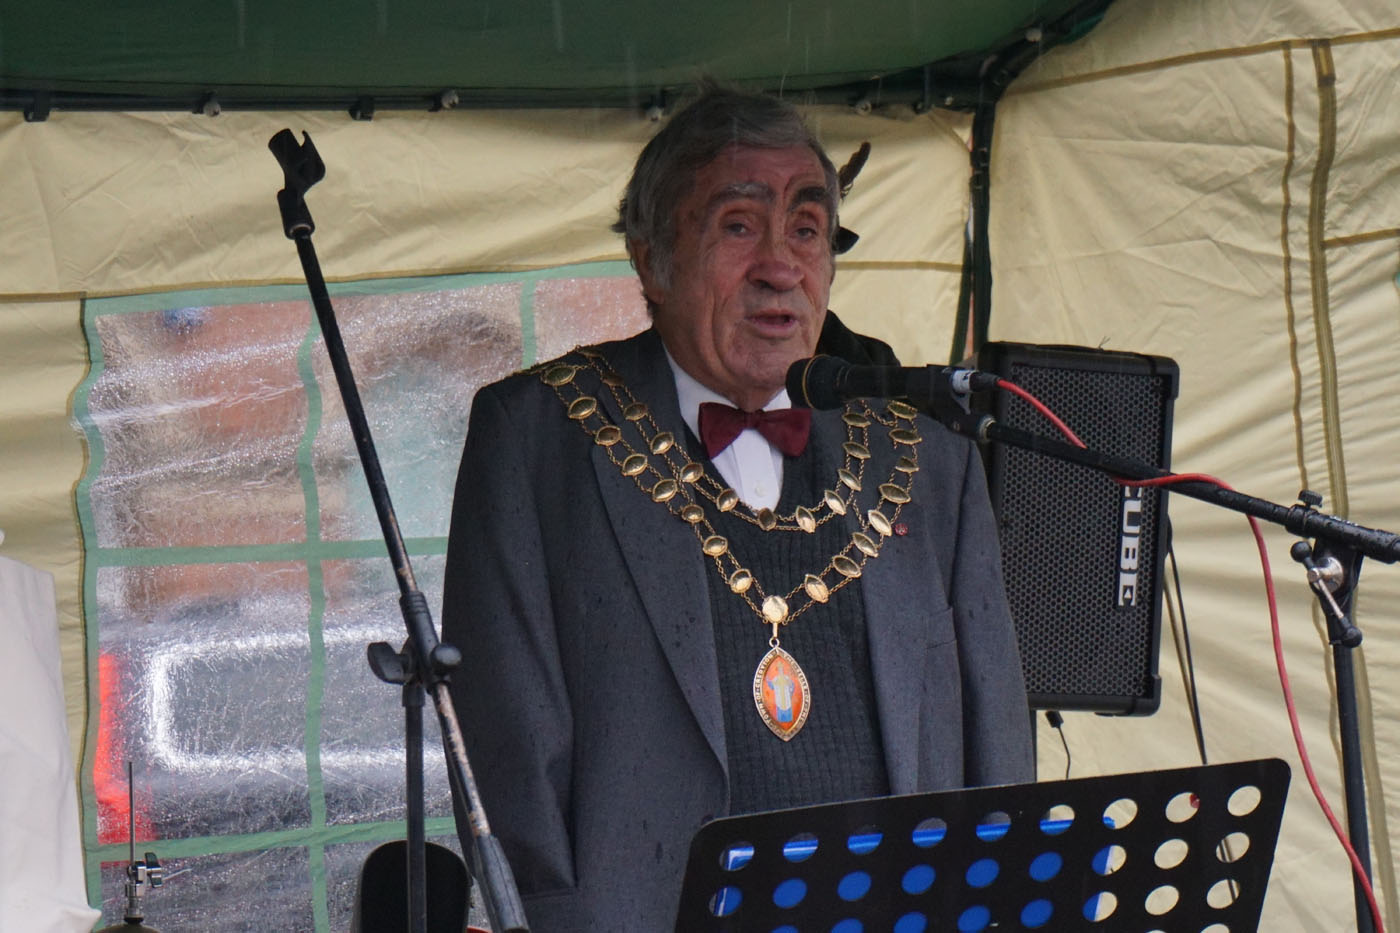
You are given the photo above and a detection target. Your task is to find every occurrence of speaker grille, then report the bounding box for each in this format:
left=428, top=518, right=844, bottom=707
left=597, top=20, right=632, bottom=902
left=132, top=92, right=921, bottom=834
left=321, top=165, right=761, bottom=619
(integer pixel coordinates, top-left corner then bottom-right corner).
left=977, top=343, right=1178, bottom=714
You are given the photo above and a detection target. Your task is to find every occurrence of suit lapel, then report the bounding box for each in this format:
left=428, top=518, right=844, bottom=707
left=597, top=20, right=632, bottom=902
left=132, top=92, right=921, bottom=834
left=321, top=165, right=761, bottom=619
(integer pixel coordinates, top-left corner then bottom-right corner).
left=587, top=330, right=728, bottom=772
left=809, top=410, right=933, bottom=796
left=581, top=335, right=932, bottom=791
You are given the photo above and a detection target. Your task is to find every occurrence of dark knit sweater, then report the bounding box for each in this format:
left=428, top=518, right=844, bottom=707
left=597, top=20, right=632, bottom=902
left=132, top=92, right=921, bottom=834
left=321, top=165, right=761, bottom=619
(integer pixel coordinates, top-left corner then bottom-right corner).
left=704, top=445, right=890, bottom=815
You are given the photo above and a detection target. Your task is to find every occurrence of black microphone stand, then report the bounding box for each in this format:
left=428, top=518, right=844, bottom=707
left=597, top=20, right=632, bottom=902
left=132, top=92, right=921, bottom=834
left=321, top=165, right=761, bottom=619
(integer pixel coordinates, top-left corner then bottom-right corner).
left=268, top=129, right=528, bottom=933
left=924, top=390, right=1391, bottom=933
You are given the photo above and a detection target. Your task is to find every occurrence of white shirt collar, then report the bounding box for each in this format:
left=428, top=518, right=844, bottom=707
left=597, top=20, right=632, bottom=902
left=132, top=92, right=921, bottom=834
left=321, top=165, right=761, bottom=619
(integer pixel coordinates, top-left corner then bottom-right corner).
left=661, top=346, right=790, bottom=510
left=662, top=346, right=792, bottom=440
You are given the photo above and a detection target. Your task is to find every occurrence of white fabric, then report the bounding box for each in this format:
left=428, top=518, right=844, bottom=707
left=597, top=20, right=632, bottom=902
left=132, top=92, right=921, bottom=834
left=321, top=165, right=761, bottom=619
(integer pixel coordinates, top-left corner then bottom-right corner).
left=667, top=349, right=788, bottom=510
left=0, top=555, right=99, bottom=932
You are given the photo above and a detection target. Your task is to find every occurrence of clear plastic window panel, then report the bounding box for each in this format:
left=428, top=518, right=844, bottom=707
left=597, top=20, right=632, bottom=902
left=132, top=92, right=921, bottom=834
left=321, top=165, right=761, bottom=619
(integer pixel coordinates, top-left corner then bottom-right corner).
left=78, top=268, right=647, bottom=931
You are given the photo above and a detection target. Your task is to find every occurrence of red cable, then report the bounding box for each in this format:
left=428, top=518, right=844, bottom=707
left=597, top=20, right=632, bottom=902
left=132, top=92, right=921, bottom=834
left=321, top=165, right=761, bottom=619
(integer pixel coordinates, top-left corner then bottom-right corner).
left=996, top=378, right=1085, bottom=448
left=999, top=379, right=1386, bottom=932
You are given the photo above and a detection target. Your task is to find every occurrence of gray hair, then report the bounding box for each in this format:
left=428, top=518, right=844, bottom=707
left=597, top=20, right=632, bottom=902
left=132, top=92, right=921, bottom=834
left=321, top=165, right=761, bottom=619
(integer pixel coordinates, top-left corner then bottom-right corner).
left=613, top=86, right=840, bottom=295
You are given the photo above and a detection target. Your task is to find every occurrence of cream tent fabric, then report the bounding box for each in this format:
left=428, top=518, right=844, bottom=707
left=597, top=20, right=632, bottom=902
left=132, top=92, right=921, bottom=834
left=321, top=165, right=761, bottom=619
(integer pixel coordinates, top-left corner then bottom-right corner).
left=0, top=0, right=1397, bottom=927
left=0, top=107, right=975, bottom=928
left=993, top=0, right=1400, bottom=929
left=0, top=105, right=970, bottom=743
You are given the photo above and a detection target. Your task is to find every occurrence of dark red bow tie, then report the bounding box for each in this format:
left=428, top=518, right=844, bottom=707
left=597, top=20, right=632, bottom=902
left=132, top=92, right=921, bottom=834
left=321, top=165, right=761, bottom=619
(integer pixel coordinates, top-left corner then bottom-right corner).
left=698, top=402, right=812, bottom=458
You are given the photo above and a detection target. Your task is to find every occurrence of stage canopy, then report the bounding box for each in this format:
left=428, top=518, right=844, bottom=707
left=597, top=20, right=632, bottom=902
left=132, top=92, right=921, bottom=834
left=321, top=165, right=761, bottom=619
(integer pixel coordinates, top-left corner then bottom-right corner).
left=1, top=0, right=1398, bottom=930
left=0, top=0, right=1105, bottom=112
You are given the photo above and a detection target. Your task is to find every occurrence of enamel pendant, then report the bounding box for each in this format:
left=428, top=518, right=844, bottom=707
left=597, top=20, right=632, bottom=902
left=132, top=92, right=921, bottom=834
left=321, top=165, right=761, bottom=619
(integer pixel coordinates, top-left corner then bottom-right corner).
left=752, top=645, right=811, bottom=741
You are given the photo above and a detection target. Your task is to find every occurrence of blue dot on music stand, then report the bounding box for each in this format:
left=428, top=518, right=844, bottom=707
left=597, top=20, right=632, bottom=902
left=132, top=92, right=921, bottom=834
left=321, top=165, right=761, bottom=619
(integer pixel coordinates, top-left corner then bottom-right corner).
left=831, top=919, right=863, bottom=933
left=1021, top=898, right=1053, bottom=927
left=773, top=878, right=807, bottom=908
left=847, top=829, right=883, bottom=854
left=771, top=926, right=798, bottom=933
left=902, top=864, right=935, bottom=895
left=912, top=818, right=947, bottom=848
left=720, top=843, right=754, bottom=871
left=783, top=833, right=819, bottom=863
left=708, top=885, right=742, bottom=917
left=1029, top=851, right=1063, bottom=882
left=893, top=912, right=928, bottom=933
left=966, top=857, right=999, bottom=888
left=975, top=813, right=1011, bottom=841
left=838, top=871, right=872, bottom=901
left=1091, top=845, right=1116, bottom=875
left=957, top=905, right=991, bottom=932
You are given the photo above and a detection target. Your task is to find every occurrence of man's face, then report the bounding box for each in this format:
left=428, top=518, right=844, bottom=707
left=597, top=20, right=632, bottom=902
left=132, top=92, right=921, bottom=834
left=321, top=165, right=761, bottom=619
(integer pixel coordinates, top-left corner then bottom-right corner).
left=639, top=145, right=834, bottom=411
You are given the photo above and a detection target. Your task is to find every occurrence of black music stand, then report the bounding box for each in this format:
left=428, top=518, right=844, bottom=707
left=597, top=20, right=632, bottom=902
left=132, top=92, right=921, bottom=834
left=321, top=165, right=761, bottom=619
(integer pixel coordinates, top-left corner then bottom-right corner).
left=677, top=758, right=1289, bottom=932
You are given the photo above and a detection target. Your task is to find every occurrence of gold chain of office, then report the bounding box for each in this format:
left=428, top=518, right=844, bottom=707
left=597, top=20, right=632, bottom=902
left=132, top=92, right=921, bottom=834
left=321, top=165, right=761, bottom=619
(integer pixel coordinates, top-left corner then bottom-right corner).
left=535, top=346, right=925, bottom=633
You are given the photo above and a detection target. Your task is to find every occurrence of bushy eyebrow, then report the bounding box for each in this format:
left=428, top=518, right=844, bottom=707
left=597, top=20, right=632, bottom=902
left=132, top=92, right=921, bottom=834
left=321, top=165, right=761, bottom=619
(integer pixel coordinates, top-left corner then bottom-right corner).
left=791, top=186, right=830, bottom=214
left=705, top=182, right=774, bottom=218
left=704, top=182, right=831, bottom=222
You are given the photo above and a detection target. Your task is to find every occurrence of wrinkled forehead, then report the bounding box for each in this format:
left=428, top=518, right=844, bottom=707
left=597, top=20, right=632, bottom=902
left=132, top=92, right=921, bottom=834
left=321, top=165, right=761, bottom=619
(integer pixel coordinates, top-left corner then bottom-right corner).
left=693, top=180, right=832, bottom=230
left=685, top=144, right=835, bottom=218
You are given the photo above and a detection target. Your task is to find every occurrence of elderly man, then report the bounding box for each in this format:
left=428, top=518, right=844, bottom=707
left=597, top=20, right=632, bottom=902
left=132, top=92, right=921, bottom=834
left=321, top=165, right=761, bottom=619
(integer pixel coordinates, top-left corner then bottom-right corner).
left=442, top=86, right=1033, bottom=930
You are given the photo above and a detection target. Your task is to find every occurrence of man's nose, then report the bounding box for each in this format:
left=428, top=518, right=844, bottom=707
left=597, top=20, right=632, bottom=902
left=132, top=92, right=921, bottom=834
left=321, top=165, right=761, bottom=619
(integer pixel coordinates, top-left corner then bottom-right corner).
left=746, top=227, right=803, bottom=291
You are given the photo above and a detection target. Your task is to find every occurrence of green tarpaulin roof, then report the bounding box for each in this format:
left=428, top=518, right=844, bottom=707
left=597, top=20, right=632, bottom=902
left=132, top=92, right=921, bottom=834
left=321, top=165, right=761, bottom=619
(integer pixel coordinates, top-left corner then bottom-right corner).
left=0, top=0, right=1109, bottom=113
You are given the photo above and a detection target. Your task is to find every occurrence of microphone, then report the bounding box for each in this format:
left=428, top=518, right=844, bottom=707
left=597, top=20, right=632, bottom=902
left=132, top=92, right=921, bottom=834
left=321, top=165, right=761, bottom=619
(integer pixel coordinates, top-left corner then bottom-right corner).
left=786, top=356, right=1000, bottom=410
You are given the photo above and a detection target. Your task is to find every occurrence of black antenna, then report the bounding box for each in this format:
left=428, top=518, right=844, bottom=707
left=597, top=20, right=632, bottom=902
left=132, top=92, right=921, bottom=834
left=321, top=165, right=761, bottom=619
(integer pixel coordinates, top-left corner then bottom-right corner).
left=96, top=762, right=162, bottom=932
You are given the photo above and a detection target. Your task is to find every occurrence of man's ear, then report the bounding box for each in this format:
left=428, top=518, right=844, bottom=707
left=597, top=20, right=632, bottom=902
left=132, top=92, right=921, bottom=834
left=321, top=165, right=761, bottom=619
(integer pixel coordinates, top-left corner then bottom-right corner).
left=631, top=240, right=665, bottom=306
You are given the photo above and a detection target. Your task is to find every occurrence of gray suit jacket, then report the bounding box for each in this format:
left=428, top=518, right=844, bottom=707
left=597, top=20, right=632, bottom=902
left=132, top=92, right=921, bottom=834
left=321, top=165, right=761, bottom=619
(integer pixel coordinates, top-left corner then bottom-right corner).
left=442, top=328, right=1032, bottom=931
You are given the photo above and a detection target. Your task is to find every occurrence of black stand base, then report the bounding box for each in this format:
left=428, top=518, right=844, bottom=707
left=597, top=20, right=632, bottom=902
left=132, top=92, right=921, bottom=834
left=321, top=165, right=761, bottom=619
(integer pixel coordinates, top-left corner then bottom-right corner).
left=351, top=841, right=469, bottom=933
left=678, top=759, right=1289, bottom=932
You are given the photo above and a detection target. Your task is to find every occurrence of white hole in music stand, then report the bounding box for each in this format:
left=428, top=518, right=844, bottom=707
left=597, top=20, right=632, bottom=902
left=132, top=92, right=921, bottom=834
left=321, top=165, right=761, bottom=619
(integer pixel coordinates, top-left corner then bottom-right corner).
left=1084, top=890, right=1117, bottom=921
left=1165, top=791, right=1199, bottom=823
left=1145, top=883, right=1179, bottom=915
left=1228, top=784, right=1262, bottom=817
left=1207, top=878, right=1240, bottom=909
left=1040, top=803, right=1074, bottom=835
left=1154, top=838, right=1188, bottom=870
left=1217, top=831, right=1250, bottom=863
left=1103, top=797, right=1138, bottom=829
left=1093, top=844, right=1127, bottom=876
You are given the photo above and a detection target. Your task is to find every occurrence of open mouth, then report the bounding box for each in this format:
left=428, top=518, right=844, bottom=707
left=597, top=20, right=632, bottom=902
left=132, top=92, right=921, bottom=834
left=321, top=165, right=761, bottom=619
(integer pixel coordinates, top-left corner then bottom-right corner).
left=747, top=310, right=799, bottom=332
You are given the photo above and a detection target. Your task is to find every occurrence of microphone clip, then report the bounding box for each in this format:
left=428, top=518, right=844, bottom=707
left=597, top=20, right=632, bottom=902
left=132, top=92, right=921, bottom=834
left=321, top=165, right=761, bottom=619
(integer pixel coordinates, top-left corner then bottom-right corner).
left=906, top=367, right=996, bottom=440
